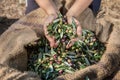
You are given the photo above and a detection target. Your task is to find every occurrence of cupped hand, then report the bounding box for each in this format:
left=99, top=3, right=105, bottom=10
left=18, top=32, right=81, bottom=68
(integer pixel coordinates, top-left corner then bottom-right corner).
left=66, top=16, right=82, bottom=48
left=43, top=14, right=58, bottom=48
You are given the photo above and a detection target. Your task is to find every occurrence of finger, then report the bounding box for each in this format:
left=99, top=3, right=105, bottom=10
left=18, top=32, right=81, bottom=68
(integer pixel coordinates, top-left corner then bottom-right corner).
left=43, top=16, right=55, bottom=41
left=46, top=35, right=56, bottom=48
left=66, top=41, right=74, bottom=49
left=50, top=39, right=55, bottom=48
left=73, top=18, right=82, bottom=37
left=66, top=38, right=78, bottom=48
left=77, top=25, right=82, bottom=37
left=50, top=36, right=57, bottom=48
left=43, top=15, right=58, bottom=48
left=54, top=42, right=58, bottom=48
left=47, top=36, right=57, bottom=48
left=44, top=24, right=55, bottom=48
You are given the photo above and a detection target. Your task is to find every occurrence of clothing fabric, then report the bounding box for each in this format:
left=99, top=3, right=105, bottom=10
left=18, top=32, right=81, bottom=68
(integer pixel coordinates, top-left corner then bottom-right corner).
left=25, top=0, right=39, bottom=14
left=26, top=0, right=101, bottom=15
left=89, top=0, right=102, bottom=15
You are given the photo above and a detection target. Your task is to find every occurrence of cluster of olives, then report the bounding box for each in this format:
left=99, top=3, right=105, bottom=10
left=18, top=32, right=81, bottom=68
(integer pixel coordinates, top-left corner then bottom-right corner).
left=27, top=15, right=105, bottom=80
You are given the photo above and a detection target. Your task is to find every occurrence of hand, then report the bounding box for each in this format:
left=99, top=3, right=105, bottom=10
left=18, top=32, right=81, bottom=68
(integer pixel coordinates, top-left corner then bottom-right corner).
left=66, top=16, right=82, bottom=48
left=43, top=14, right=58, bottom=48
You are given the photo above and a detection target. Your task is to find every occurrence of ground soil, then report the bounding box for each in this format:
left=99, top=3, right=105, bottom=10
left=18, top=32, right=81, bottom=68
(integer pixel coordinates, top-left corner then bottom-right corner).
left=0, top=0, right=26, bottom=34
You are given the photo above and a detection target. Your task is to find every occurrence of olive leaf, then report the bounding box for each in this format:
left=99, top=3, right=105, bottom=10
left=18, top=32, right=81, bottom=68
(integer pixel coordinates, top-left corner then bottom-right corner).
left=27, top=13, right=106, bottom=80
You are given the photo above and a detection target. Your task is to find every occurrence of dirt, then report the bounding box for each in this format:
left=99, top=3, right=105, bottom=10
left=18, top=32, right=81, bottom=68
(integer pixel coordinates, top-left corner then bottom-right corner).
left=0, top=0, right=26, bottom=34
left=0, top=0, right=26, bottom=18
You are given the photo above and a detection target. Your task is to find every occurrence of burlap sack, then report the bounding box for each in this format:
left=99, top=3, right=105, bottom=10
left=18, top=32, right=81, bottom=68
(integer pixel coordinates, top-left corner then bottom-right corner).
left=0, top=64, right=40, bottom=80
left=57, top=25, right=120, bottom=80
left=0, top=8, right=47, bottom=71
left=0, top=0, right=119, bottom=80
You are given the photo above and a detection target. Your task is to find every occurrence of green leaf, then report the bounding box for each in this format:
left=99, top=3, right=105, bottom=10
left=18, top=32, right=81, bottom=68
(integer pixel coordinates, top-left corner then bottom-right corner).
left=35, top=64, right=40, bottom=72
left=53, top=18, right=60, bottom=23
left=27, top=15, right=106, bottom=80
left=71, top=18, right=76, bottom=34
left=84, top=57, right=90, bottom=66
left=85, top=76, right=90, bottom=80
left=51, top=48, right=56, bottom=55
left=60, top=30, right=64, bottom=38
left=64, top=69, right=74, bottom=73
left=58, top=13, right=63, bottom=18
left=64, top=61, right=71, bottom=67
left=80, top=64, right=86, bottom=69
left=54, top=24, right=59, bottom=32
left=46, top=71, right=50, bottom=79
left=67, top=52, right=76, bottom=56
left=49, top=65, right=54, bottom=72
left=44, top=53, right=51, bottom=57
left=56, top=67, right=65, bottom=71
left=38, top=53, right=43, bottom=59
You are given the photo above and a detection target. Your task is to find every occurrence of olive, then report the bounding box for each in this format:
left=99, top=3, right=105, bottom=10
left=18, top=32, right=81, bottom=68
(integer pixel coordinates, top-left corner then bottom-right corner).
left=58, top=29, right=61, bottom=33
left=61, top=38, right=65, bottom=42
left=89, top=42, right=94, bottom=46
left=75, top=49, right=79, bottom=52
left=68, top=29, right=72, bottom=33
left=67, top=59, right=71, bottom=63
left=28, top=15, right=106, bottom=80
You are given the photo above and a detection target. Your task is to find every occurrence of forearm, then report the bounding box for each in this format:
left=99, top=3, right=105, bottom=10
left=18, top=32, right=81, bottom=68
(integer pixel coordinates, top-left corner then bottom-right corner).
left=66, top=0, right=93, bottom=17
left=35, top=0, right=58, bottom=15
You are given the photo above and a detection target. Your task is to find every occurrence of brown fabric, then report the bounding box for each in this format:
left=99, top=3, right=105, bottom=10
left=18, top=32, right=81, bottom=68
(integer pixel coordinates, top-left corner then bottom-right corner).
left=56, top=27, right=120, bottom=80
left=56, top=21, right=120, bottom=80
left=112, top=69, right=120, bottom=80
left=0, top=64, right=40, bottom=80
left=0, top=0, right=118, bottom=80
left=0, top=8, right=47, bottom=71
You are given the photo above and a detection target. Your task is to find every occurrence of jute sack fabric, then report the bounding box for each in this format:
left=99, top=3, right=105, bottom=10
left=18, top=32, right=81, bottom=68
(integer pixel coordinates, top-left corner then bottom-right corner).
left=0, top=0, right=119, bottom=80
left=0, top=64, right=40, bottom=80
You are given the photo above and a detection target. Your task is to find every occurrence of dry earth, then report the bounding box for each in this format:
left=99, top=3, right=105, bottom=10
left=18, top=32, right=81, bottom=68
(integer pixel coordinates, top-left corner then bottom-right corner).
left=0, top=0, right=26, bottom=34
left=0, top=0, right=25, bottom=18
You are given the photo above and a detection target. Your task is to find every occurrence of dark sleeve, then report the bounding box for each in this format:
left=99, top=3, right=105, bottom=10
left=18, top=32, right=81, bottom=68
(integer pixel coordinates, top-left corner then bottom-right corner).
left=89, top=0, right=102, bottom=15
left=25, top=0, right=39, bottom=14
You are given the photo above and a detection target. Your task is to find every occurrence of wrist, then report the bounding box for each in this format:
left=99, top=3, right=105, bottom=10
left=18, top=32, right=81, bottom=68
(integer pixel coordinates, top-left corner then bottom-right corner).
left=46, top=10, right=58, bottom=19
left=66, top=11, right=78, bottom=18
left=48, top=13, right=58, bottom=19
left=66, top=13, right=76, bottom=24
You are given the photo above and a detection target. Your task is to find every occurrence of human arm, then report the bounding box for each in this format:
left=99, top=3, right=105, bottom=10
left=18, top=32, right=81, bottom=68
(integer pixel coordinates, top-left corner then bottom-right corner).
left=66, top=0, right=93, bottom=18
left=65, top=0, right=93, bottom=48
left=34, top=0, right=58, bottom=47
left=35, top=0, right=58, bottom=15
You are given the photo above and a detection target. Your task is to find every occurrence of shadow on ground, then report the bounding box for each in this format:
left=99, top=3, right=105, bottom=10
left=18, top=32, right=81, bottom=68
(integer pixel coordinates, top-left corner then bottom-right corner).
left=0, top=17, right=18, bottom=35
